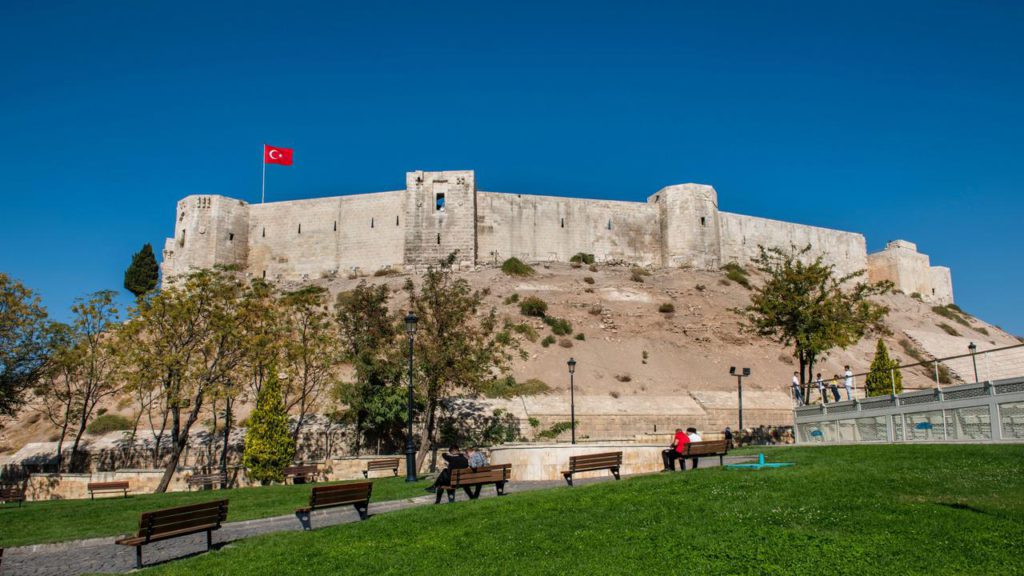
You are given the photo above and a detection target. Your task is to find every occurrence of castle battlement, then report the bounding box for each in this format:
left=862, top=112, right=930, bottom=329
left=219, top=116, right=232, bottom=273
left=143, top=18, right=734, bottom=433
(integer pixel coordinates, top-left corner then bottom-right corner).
left=162, top=170, right=953, bottom=304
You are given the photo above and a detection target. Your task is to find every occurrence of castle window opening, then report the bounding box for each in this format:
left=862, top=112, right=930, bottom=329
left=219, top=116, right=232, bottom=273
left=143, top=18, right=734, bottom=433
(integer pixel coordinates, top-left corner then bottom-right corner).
left=437, top=233, right=441, bottom=245
left=262, top=270, right=266, bottom=279
left=607, top=219, right=612, bottom=230
left=334, top=221, right=337, bottom=231
left=700, top=217, right=706, bottom=227
left=561, top=217, right=565, bottom=228
left=435, top=193, right=446, bottom=211
left=396, top=215, right=399, bottom=226
left=371, top=218, right=374, bottom=228
left=228, top=232, right=234, bottom=242
left=262, top=227, right=266, bottom=238
left=298, top=224, right=302, bottom=234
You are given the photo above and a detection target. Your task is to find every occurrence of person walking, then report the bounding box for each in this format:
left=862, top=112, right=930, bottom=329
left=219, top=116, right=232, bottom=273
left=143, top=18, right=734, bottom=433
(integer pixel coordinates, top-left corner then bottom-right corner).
left=844, top=366, right=854, bottom=400
left=662, top=428, right=690, bottom=471
left=815, top=373, right=827, bottom=404
left=791, top=372, right=804, bottom=406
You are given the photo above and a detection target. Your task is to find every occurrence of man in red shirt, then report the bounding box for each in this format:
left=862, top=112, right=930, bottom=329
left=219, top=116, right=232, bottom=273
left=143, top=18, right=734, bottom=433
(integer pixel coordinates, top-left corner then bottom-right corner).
left=661, top=428, right=691, bottom=471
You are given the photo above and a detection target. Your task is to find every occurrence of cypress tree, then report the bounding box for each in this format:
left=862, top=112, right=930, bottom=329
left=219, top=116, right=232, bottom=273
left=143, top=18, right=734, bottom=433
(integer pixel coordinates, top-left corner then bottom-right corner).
left=243, top=370, right=295, bottom=484
left=123, top=243, right=160, bottom=297
left=865, top=339, right=902, bottom=397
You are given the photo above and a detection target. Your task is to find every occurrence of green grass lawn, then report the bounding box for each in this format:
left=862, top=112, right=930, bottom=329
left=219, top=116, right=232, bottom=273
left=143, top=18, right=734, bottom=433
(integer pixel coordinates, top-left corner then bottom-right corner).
left=135, top=444, right=1023, bottom=576
left=0, top=475, right=432, bottom=548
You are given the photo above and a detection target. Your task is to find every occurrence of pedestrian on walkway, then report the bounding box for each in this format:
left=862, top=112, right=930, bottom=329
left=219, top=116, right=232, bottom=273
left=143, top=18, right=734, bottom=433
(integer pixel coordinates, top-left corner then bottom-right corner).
left=815, top=373, right=827, bottom=404
left=830, top=374, right=842, bottom=402
left=844, top=366, right=854, bottom=400
left=791, top=372, right=804, bottom=405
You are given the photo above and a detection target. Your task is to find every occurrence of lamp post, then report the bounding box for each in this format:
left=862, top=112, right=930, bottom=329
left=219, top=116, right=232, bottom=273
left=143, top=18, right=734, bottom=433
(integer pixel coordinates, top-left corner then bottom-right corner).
left=730, top=367, right=751, bottom=431
left=968, top=342, right=979, bottom=384
left=404, top=311, right=418, bottom=482
left=567, top=358, right=577, bottom=445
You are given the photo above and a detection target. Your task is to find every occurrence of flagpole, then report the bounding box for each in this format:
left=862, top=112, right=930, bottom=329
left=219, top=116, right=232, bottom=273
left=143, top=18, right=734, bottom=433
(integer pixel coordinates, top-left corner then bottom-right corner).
left=261, top=143, right=266, bottom=204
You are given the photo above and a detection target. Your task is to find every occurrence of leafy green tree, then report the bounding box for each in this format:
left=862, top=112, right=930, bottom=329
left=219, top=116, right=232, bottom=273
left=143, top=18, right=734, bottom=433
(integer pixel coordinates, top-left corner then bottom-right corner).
left=280, top=286, right=338, bottom=448
left=865, top=339, right=903, bottom=396
left=405, top=252, right=521, bottom=472
left=0, top=273, right=50, bottom=422
left=739, top=245, right=891, bottom=398
left=123, top=243, right=160, bottom=297
left=243, top=370, right=295, bottom=484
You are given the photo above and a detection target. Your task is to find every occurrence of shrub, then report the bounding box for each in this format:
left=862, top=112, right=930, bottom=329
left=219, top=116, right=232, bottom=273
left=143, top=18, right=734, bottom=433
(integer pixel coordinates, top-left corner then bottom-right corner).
left=865, top=339, right=902, bottom=396
left=541, top=335, right=557, bottom=347
left=588, top=305, right=603, bottom=316
left=584, top=287, right=594, bottom=293
left=86, top=414, right=133, bottom=435
left=932, top=305, right=969, bottom=327
left=976, top=327, right=989, bottom=336
left=511, top=322, right=539, bottom=342
left=642, top=350, right=649, bottom=362
left=721, top=262, right=751, bottom=289
left=615, top=374, right=632, bottom=382
left=570, top=262, right=582, bottom=269
left=574, top=333, right=585, bottom=341
left=899, top=339, right=927, bottom=363
left=536, top=421, right=573, bottom=440
left=583, top=276, right=595, bottom=284
left=695, top=284, right=706, bottom=292
left=519, top=296, right=548, bottom=317
left=544, top=316, right=573, bottom=336
left=910, top=292, right=923, bottom=301
left=558, top=338, right=573, bottom=348
left=588, top=264, right=598, bottom=273
left=937, top=322, right=960, bottom=337
left=658, top=302, right=675, bottom=313
left=373, top=267, right=399, bottom=277
left=481, top=376, right=552, bottom=398
left=570, top=253, right=596, bottom=265
left=947, top=303, right=966, bottom=314
left=609, top=391, right=620, bottom=399
left=630, top=269, right=646, bottom=283
left=501, top=257, right=535, bottom=277
left=504, top=293, right=520, bottom=305
left=243, top=372, right=296, bottom=484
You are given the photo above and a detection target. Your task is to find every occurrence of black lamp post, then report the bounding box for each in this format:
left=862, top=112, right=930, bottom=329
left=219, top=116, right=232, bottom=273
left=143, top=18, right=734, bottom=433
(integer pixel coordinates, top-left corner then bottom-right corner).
left=730, top=367, right=751, bottom=431
left=968, top=342, right=979, bottom=383
left=567, top=358, right=577, bottom=444
left=404, top=311, right=418, bottom=482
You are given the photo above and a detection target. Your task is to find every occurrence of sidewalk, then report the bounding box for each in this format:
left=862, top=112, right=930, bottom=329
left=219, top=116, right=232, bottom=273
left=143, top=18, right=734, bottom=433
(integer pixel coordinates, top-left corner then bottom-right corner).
left=2, top=456, right=753, bottom=576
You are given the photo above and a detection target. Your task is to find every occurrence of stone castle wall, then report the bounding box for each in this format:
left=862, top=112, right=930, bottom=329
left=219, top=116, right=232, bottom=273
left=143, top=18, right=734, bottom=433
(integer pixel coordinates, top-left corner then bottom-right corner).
left=162, top=170, right=954, bottom=302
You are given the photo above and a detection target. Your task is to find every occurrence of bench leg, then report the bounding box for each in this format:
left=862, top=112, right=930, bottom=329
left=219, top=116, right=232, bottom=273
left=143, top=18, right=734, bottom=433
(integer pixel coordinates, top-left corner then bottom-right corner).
left=392, top=468, right=398, bottom=476
left=362, top=471, right=368, bottom=478
left=354, top=503, right=368, bottom=520
left=496, top=482, right=506, bottom=496
left=136, top=545, right=143, bottom=569
left=611, top=467, right=621, bottom=481
left=447, top=489, right=456, bottom=503
left=207, top=529, right=213, bottom=551
left=719, top=454, right=724, bottom=467
left=564, top=473, right=573, bottom=487
left=434, top=488, right=444, bottom=505
left=466, top=486, right=479, bottom=500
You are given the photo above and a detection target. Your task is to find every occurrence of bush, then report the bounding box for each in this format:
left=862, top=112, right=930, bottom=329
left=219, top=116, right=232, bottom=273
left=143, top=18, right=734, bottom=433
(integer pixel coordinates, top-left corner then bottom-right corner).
left=630, top=269, right=646, bottom=283
left=938, top=322, right=960, bottom=336
left=583, top=276, right=595, bottom=284
left=544, top=316, right=573, bottom=336
left=243, top=372, right=296, bottom=484
left=504, top=293, right=520, bottom=305
left=373, top=267, right=399, bottom=277
left=588, top=264, right=598, bottom=273
left=609, top=391, right=620, bottom=399
left=615, top=374, right=632, bottom=382
left=570, top=253, right=595, bottom=265
left=86, top=414, right=133, bottom=435
left=535, top=421, right=573, bottom=440
left=481, top=376, right=552, bottom=399
left=541, top=335, right=557, bottom=348
left=501, top=257, right=535, bottom=277
left=519, top=296, right=548, bottom=317
left=574, top=333, right=585, bottom=341
left=976, top=327, right=989, bottom=336
left=511, top=322, right=539, bottom=342
left=695, top=284, right=706, bottom=292
left=558, top=338, right=573, bottom=348
left=658, top=302, right=675, bottom=313
left=910, top=292, right=923, bottom=301
left=933, top=305, right=969, bottom=327
left=721, top=262, right=751, bottom=289
left=588, top=305, right=603, bottom=316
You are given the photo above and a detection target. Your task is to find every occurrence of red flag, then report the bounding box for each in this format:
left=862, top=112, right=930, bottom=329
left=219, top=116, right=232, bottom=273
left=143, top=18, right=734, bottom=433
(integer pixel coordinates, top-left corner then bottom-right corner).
left=264, top=144, right=293, bottom=165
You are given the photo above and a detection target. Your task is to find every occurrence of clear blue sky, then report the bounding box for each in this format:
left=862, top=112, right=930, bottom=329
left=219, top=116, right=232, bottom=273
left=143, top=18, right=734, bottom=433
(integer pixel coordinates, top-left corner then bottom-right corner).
left=1, top=1, right=1022, bottom=335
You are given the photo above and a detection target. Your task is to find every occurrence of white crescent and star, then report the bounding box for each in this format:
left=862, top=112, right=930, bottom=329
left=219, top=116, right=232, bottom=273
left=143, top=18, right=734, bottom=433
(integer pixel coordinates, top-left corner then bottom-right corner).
left=268, top=149, right=283, bottom=160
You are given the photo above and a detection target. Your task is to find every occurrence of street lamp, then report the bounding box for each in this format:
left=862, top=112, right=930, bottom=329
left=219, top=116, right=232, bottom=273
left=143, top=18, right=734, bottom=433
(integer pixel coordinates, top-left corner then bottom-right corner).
left=404, top=311, right=418, bottom=482
left=730, top=367, right=751, bottom=431
left=567, top=358, right=577, bottom=445
left=968, top=342, right=979, bottom=383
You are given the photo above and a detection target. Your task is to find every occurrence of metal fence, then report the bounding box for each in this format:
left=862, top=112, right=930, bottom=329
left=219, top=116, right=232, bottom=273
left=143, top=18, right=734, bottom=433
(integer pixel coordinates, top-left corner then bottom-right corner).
left=794, top=341, right=1024, bottom=444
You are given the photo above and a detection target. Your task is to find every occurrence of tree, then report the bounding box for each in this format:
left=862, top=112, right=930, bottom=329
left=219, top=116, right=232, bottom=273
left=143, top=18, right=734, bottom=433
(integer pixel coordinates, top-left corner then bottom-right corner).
left=334, top=282, right=405, bottom=454
left=280, top=286, right=338, bottom=448
left=0, top=273, right=50, bottom=422
left=739, top=245, right=891, bottom=399
left=243, top=370, right=295, bottom=484
left=123, top=243, right=160, bottom=298
left=35, top=323, right=79, bottom=471
left=405, top=252, right=520, bottom=472
left=865, top=339, right=902, bottom=396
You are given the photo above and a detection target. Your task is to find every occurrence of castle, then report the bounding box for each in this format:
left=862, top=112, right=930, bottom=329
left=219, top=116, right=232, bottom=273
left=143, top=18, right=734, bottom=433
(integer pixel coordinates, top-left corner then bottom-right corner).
left=162, top=170, right=954, bottom=303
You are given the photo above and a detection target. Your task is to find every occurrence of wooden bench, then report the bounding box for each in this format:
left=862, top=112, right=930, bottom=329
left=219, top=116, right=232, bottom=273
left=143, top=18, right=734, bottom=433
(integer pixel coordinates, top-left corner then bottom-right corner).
left=679, top=440, right=730, bottom=468
left=435, top=464, right=512, bottom=504
left=295, top=482, right=373, bottom=527
left=284, top=464, right=319, bottom=484
left=88, top=481, right=130, bottom=499
left=0, top=486, right=25, bottom=507
left=115, top=499, right=229, bottom=568
left=187, top=472, right=228, bottom=491
left=363, top=458, right=400, bottom=478
left=562, top=452, right=622, bottom=486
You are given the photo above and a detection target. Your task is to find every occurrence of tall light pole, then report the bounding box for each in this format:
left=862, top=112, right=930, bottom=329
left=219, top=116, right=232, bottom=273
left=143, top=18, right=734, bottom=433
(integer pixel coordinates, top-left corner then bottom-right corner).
left=730, top=367, right=751, bottom=431
left=404, top=311, right=418, bottom=482
left=968, top=342, right=979, bottom=383
left=567, top=358, right=577, bottom=445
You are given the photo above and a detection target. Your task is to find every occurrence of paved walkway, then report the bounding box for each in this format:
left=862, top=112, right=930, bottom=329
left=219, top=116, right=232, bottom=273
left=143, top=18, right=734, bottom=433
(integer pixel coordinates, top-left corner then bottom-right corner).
left=3, top=456, right=753, bottom=576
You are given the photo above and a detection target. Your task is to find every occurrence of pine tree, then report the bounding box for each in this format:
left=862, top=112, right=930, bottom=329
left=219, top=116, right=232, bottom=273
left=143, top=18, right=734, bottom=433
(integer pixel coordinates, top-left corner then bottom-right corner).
left=243, top=370, right=295, bottom=484
left=865, top=339, right=902, bottom=397
left=123, top=243, right=160, bottom=297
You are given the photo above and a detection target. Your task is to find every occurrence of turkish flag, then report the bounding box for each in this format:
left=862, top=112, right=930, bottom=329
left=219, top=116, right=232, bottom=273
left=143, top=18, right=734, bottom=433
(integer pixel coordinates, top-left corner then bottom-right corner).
left=264, top=144, right=293, bottom=165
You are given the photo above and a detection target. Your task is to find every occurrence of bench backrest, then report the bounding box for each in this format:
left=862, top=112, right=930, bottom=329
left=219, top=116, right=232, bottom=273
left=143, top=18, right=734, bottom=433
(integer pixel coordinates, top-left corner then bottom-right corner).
left=367, top=458, right=400, bottom=470
left=88, top=481, right=130, bottom=491
left=568, top=452, right=623, bottom=472
left=136, top=500, right=229, bottom=542
left=0, top=487, right=24, bottom=500
left=683, top=440, right=729, bottom=457
left=449, top=464, right=511, bottom=487
left=309, top=482, right=373, bottom=509
left=284, top=465, right=318, bottom=476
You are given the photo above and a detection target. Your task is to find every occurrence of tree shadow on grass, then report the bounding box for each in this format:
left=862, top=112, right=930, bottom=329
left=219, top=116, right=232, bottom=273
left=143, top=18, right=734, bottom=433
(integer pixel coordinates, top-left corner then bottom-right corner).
left=937, top=502, right=987, bottom=515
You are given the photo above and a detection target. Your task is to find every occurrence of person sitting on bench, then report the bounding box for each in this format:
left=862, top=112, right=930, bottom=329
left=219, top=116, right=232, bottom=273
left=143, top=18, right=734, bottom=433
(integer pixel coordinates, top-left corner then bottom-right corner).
left=686, top=427, right=703, bottom=469
left=425, top=445, right=469, bottom=491
left=661, top=428, right=690, bottom=471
